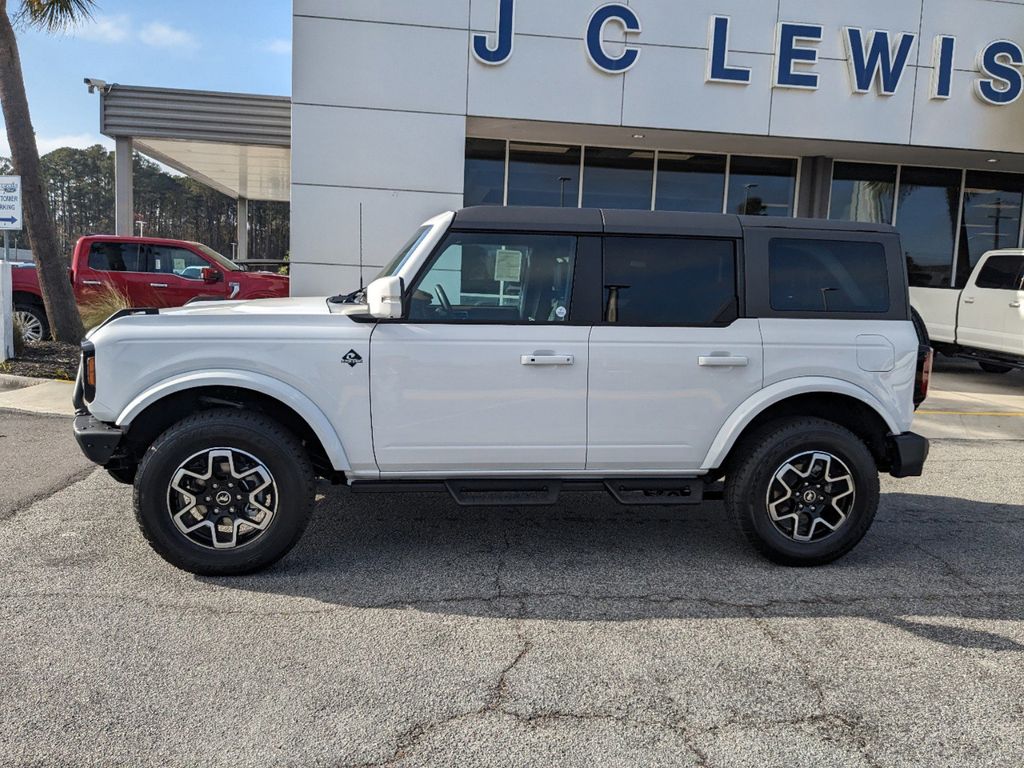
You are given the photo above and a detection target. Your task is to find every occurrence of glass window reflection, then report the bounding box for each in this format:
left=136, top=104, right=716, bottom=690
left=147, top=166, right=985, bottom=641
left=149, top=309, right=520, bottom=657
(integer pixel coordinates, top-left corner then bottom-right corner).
left=507, top=143, right=581, bottom=208
left=464, top=138, right=507, bottom=207
left=829, top=162, right=896, bottom=224
left=956, top=171, right=1024, bottom=288
left=896, top=166, right=962, bottom=288
left=727, top=156, right=797, bottom=217
left=581, top=147, right=654, bottom=210
left=656, top=153, right=727, bottom=213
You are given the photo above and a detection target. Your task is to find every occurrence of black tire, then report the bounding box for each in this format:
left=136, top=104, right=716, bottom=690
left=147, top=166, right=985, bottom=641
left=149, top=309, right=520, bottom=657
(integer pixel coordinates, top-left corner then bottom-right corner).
left=979, top=362, right=1013, bottom=374
left=725, top=417, right=880, bottom=567
left=910, top=307, right=930, bottom=347
left=133, top=409, right=315, bottom=575
left=13, top=302, right=50, bottom=342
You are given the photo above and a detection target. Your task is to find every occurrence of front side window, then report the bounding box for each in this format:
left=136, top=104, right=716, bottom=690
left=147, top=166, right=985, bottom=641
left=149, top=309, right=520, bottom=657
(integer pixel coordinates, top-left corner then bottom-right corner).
left=408, top=233, right=577, bottom=323
left=769, top=239, right=889, bottom=313
left=974, top=255, right=1024, bottom=290
left=88, top=242, right=142, bottom=272
left=603, top=237, right=737, bottom=325
left=146, top=246, right=208, bottom=278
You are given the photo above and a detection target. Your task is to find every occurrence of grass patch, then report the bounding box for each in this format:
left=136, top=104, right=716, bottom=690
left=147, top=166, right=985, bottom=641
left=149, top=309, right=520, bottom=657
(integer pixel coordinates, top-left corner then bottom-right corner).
left=79, top=285, right=132, bottom=330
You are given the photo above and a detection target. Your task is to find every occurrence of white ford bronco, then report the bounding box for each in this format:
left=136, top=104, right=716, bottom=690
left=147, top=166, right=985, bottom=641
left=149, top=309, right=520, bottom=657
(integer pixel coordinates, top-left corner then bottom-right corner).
left=73, top=208, right=932, bottom=575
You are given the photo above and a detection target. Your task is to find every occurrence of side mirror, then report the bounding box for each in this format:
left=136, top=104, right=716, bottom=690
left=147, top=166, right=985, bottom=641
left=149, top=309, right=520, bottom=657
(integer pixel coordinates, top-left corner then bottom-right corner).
left=201, top=267, right=222, bottom=283
left=366, top=276, right=404, bottom=320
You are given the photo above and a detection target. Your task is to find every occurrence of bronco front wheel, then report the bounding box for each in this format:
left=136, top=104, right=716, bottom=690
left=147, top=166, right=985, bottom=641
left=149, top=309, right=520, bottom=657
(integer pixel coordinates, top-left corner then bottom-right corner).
left=133, top=409, right=315, bottom=575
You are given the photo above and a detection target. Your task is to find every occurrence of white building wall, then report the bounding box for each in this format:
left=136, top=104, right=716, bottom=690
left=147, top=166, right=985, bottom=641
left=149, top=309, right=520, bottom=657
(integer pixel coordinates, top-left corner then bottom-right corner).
left=292, top=0, right=1024, bottom=295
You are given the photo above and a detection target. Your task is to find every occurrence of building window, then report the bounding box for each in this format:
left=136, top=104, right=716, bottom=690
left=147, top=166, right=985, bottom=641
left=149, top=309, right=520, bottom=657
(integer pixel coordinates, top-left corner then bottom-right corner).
left=464, top=138, right=507, bottom=207
left=896, top=166, right=962, bottom=288
left=655, top=153, right=728, bottom=213
left=768, top=239, right=890, bottom=313
left=581, top=147, right=655, bottom=210
left=727, top=156, right=797, bottom=217
left=956, top=171, right=1024, bottom=288
left=603, top=237, right=737, bottom=325
left=829, top=162, right=896, bottom=224
left=507, top=142, right=581, bottom=208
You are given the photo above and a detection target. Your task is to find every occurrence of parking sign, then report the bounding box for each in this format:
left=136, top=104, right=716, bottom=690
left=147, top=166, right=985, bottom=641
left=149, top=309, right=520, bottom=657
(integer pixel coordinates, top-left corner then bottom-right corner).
left=0, top=176, right=22, bottom=231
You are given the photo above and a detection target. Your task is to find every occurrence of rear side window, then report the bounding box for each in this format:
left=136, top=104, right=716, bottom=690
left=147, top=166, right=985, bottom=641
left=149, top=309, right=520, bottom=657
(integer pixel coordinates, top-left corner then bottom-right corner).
left=769, top=239, right=889, bottom=313
left=974, top=255, right=1024, bottom=290
left=603, top=237, right=737, bottom=325
left=88, top=242, right=142, bottom=272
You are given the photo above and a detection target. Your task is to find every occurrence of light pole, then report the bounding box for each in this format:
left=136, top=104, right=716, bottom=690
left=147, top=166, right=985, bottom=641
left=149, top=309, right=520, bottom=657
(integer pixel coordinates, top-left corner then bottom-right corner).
left=743, top=183, right=759, bottom=215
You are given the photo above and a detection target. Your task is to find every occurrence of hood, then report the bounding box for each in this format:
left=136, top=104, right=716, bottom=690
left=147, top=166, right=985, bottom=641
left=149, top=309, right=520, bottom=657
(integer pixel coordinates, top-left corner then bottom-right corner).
left=240, top=270, right=290, bottom=285
left=159, top=296, right=331, bottom=317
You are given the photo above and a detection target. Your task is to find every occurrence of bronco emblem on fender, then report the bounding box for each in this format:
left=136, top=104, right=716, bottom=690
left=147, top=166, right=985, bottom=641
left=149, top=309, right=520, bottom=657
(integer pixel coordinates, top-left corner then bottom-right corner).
left=342, top=349, right=363, bottom=367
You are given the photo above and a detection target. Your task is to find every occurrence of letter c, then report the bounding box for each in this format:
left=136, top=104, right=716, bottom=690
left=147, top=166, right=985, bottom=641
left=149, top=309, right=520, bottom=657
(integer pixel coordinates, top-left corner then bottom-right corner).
left=586, top=4, right=642, bottom=74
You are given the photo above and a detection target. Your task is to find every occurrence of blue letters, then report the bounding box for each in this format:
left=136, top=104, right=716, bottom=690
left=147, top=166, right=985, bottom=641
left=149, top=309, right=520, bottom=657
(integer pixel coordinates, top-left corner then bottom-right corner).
left=931, top=36, right=956, bottom=99
left=976, top=40, right=1024, bottom=105
left=844, top=28, right=917, bottom=95
left=473, top=0, right=515, bottom=65
left=706, top=16, right=751, bottom=84
left=586, top=4, right=642, bottom=73
left=774, top=22, right=823, bottom=89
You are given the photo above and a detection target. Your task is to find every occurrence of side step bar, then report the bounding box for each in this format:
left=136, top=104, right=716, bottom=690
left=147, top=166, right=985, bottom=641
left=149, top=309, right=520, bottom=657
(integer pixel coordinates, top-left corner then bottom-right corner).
left=349, top=477, right=714, bottom=507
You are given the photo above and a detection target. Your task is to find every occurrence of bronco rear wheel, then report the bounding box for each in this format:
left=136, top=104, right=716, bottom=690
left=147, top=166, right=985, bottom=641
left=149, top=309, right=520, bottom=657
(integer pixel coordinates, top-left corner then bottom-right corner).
left=725, top=418, right=880, bottom=566
left=134, top=409, right=315, bottom=575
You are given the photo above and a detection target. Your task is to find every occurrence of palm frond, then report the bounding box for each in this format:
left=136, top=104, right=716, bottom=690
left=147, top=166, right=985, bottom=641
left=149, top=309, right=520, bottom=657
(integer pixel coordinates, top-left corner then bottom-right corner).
left=16, top=0, right=97, bottom=32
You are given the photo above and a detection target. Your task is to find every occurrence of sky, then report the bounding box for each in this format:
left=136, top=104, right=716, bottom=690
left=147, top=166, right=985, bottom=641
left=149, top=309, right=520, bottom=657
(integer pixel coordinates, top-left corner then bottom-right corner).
left=1, top=0, right=291, bottom=157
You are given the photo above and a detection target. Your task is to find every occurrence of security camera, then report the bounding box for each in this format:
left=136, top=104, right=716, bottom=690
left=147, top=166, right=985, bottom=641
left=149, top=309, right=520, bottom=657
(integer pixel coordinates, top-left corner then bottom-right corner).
left=83, top=78, right=111, bottom=94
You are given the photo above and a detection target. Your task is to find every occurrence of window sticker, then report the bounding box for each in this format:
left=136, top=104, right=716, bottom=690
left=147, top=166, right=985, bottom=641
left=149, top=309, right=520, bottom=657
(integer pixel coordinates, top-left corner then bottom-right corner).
left=555, top=306, right=568, bottom=319
left=154, top=258, right=162, bottom=271
left=494, top=249, right=523, bottom=282
left=174, top=258, right=186, bottom=272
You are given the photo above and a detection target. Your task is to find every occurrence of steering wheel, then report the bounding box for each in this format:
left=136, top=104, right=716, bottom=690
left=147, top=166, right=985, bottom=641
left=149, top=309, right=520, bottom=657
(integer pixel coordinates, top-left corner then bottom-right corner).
left=434, top=284, right=453, bottom=312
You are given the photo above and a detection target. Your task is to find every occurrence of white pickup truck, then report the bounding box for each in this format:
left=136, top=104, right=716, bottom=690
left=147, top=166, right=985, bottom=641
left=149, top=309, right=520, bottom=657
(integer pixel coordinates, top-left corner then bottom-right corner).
left=912, top=249, right=1024, bottom=373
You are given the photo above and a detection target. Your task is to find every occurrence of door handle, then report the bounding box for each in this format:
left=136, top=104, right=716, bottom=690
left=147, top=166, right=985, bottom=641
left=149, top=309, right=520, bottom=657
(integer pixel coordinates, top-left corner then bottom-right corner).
left=699, top=356, right=749, bottom=368
left=149, top=283, right=169, bottom=288
left=1011, top=302, right=1021, bottom=308
left=963, top=297, right=975, bottom=304
left=521, top=354, right=574, bottom=366
left=82, top=279, right=102, bottom=286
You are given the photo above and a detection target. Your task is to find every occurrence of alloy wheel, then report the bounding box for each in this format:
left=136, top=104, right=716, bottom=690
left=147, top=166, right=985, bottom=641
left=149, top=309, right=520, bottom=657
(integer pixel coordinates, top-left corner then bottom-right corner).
left=765, top=451, right=856, bottom=543
left=167, top=447, right=278, bottom=550
left=13, top=310, right=44, bottom=342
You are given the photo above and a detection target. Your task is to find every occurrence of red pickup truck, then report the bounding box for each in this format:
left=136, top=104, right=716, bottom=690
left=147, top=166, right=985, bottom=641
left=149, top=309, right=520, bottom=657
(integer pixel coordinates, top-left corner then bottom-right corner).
left=11, top=235, right=290, bottom=341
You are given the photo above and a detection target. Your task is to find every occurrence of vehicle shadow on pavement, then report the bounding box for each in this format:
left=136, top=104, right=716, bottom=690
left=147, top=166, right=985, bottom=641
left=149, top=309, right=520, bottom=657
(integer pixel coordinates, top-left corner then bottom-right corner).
left=210, top=488, right=1024, bottom=651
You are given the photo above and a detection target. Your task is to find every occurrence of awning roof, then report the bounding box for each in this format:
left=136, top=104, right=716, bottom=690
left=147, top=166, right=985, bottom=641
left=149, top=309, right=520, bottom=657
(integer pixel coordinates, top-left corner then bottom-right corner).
left=96, top=83, right=291, bottom=202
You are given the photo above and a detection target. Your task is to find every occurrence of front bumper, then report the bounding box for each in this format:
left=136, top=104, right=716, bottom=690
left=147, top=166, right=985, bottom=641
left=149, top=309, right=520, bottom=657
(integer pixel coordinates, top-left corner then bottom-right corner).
left=73, top=414, right=125, bottom=466
left=887, top=432, right=929, bottom=478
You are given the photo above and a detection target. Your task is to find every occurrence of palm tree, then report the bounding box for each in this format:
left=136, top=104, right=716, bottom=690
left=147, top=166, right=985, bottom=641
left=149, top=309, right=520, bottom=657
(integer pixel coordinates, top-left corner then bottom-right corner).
left=0, top=0, right=92, bottom=343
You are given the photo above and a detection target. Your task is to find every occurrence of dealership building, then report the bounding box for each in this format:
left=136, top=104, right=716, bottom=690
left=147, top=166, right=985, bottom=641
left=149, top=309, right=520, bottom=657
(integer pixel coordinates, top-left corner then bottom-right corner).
left=95, top=1, right=1024, bottom=303
left=283, top=0, right=1024, bottom=306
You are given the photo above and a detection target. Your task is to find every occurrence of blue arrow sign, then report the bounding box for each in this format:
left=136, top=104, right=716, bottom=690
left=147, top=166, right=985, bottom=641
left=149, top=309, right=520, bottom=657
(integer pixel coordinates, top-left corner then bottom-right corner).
left=0, top=216, right=18, bottom=225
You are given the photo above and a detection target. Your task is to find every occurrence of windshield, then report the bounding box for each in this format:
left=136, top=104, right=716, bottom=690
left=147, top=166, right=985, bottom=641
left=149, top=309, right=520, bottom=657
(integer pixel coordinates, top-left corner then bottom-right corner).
left=191, top=243, right=242, bottom=272
left=374, top=226, right=432, bottom=281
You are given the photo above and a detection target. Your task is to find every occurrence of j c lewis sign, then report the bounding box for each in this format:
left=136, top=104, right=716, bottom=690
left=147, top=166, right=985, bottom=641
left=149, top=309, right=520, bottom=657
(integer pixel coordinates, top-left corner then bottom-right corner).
left=472, top=1, right=1024, bottom=106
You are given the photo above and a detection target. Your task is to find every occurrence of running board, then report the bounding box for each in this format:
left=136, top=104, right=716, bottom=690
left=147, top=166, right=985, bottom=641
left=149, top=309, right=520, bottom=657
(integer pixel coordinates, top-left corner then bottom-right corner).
left=350, top=477, right=708, bottom=507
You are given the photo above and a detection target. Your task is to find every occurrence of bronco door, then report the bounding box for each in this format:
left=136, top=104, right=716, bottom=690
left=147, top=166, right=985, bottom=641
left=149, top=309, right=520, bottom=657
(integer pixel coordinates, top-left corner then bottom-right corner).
left=370, top=230, right=593, bottom=475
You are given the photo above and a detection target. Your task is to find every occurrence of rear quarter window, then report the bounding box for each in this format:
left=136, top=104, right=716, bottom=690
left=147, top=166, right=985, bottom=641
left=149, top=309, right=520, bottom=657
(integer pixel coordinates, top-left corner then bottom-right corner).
left=769, top=238, right=889, bottom=313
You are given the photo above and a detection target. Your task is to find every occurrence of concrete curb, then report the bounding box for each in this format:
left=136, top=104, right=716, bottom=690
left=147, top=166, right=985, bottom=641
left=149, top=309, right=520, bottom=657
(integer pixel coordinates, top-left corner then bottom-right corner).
left=0, top=373, right=49, bottom=390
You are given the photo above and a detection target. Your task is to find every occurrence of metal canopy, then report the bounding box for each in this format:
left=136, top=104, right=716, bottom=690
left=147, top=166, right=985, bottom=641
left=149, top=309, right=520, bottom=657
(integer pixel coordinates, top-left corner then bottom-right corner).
left=97, top=83, right=291, bottom=202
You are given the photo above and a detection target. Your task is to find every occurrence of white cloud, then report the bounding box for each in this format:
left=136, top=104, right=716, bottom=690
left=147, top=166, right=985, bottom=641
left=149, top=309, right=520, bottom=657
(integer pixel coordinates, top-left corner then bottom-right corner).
left=265, top=38, right=291, bottom=55
left=72, top=14, right=131, bottom=43
left=139, top=22, right=198, bottom=50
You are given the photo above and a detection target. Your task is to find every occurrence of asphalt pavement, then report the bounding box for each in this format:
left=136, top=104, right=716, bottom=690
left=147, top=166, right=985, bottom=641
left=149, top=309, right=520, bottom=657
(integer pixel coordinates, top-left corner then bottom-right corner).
left=0, top=362, right=1022, bottom=767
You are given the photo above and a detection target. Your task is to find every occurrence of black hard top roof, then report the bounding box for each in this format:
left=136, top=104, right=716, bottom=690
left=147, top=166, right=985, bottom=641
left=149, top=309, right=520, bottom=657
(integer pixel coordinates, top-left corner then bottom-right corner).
left=452, top=206, right=897, bottom=237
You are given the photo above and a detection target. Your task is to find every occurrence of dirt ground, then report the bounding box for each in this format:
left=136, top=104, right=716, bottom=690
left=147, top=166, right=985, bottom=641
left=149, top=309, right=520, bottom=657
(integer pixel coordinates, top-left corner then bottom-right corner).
left=1, top=341, right=78, bottom=381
